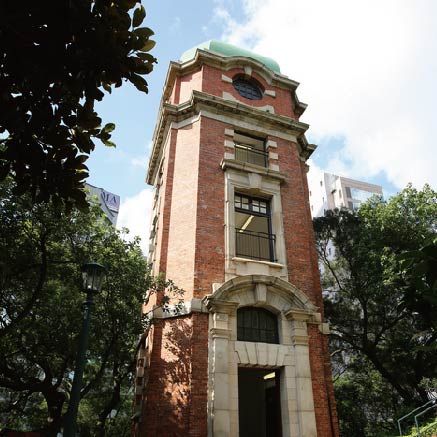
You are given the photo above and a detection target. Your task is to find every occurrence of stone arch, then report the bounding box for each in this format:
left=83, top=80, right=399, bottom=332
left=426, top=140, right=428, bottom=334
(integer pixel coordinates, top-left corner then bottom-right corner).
left=204, top=275, right=321, bottom=437
left=206, top=274, right=318, bottom=315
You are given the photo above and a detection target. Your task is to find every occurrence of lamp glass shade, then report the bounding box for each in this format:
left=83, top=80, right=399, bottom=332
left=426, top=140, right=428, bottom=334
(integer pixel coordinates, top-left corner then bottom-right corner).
left=82, top=262, right=106, bottom=293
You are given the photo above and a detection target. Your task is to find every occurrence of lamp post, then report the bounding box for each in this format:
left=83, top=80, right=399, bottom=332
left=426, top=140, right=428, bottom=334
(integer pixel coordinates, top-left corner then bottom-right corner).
left=64, top=262, right=106, bottom=437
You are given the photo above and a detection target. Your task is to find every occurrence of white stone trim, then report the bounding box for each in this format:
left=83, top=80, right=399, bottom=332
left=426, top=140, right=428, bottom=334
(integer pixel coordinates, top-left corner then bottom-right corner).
left=205, top=111, right=299, bottom=142
left=170, top=113, right=201, bottom=130
left=235, top=341, right=289, bottom=367
left=222, top=74, right=233, bottom=83
left=204, top=276, right=319, bottom=437
left=270, top=163, right=280, bottom=172
left=265, top=89, right=276, bottom=97
left=222, top=92, right=276, bottom=114
left=244, top=65, right=253, bottom=77
left=224, top=139, right=234, bottom=148
left=224, top=128, right=235, bottom=137
left=224, top=152, right=235, bottom=160
left=231, top=257, right=284, bottom=269
left=269, top=151, right=279, bottom=160
left=319, top=322, right=330, bottom=334
left=224, top=168, right=288, bottom=282
left=223, top=91, right=238, bottom=102
left=145, top=298, right=207, bottom=322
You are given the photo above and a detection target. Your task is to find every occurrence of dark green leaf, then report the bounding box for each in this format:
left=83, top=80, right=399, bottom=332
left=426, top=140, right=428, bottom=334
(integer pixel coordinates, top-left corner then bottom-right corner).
left=102, top=123, right=116, bottom=134
left=133, top=5, right=146, bottom=27
left=129, top=74, right=149, bottom=93
left=133, top=27, right=154, bottom=39
left=141, top=39, right=156, bottom=52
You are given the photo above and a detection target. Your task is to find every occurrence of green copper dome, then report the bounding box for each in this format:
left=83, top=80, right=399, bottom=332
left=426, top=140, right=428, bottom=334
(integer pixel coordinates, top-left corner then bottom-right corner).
left=180, top=40, right=281, bottom=74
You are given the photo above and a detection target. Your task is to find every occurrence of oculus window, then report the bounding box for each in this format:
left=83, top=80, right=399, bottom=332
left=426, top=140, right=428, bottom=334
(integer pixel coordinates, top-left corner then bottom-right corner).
left=233, top=77, right=263, bottom=100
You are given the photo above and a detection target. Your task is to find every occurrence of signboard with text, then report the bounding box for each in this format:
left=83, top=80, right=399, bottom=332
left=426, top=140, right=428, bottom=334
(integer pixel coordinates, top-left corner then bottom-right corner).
left=101, top=190, right=120, bottom=212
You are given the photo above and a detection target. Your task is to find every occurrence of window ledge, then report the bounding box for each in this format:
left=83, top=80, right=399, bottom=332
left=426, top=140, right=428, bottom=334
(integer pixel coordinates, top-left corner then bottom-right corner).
left=232, top=256, right=284, bottom=269
left=221, top=158, right=287, bottom=182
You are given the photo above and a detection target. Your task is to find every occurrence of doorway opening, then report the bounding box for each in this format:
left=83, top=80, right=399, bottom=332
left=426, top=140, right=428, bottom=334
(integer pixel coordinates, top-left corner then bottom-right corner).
left=238, top=367, right=282, bottom=437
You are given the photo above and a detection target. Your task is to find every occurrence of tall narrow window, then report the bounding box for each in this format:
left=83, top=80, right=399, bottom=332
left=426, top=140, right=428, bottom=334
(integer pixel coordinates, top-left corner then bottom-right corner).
left=235, top=193, right=276, bottom=262
left=234, top=132, right=268, bottom=167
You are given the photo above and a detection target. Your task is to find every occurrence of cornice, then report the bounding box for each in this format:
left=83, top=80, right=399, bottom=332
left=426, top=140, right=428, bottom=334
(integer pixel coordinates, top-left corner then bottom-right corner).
left=162, top=49, right=307, bottom=114
left=147, top=90, right=314, bottom=184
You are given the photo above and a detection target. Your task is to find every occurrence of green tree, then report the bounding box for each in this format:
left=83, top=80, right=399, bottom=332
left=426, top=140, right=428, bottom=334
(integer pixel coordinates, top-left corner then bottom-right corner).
left=0, top=179, right=182, bottom=436
left=398, top=238, right=437, bottom=341
left=314, top=184, right=437, bottom=436
left=0, top=0, right=156, bottom=210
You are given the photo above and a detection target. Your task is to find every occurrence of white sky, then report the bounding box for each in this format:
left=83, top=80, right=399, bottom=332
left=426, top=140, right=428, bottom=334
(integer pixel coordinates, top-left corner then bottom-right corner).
left=113, top=0, right=437, bottom=253
left=218, top=0, right=437, bottom=189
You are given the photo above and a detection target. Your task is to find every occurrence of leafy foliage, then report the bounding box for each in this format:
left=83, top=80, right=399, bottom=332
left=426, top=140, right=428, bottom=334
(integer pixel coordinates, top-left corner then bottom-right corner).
left=314, top=184, right=437, bottom=436
left=0, top=0, right=156, bottom=210
left=398, top=238, right=437, bottom=341
left=0, top=179, right=182, bottom=435
left=334, top=357, right=404, bottom=437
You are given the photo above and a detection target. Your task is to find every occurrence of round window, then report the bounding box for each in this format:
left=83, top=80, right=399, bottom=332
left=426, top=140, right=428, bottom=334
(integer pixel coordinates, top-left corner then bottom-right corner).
left=232, top=77, right=263, bottom=100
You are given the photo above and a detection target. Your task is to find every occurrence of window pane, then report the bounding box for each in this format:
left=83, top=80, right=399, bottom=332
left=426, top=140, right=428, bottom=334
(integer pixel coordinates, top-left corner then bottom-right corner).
left=350, top=187, right=375, bottom=202
left=233, top=78, right=263, bottom=100
left=237, top=308, right=278, bottom=344
left=235, top=195, right=241, bottom=208
left=252, top=310, right=259, bottom=328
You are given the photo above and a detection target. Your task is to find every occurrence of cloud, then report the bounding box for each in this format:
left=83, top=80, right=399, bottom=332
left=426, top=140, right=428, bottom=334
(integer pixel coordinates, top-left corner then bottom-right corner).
left=131, top=156, right=148, bottom=169
left=117, top=188, right=154, bottom=255
left=219, top=0, right=437, bottom=190
left=130, top=140, right=153, bottom=170
left=169, top=16, right=181, bottom=33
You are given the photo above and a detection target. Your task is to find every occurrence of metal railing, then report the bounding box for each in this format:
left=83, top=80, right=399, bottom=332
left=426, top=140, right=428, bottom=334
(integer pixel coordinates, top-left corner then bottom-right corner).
left=235, top=228, right=276, bottom=262
left=234, top=143, right=268, bottom=167
left=397, top=399, right=437, bottom=436
left=417, top=419, right=437, bottom=437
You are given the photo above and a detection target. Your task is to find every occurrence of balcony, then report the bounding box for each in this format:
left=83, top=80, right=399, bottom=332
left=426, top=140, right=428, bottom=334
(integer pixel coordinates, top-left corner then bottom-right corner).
left=235, top=228, right=276, bottom=262
left=234, top=143, right=268, bottom=168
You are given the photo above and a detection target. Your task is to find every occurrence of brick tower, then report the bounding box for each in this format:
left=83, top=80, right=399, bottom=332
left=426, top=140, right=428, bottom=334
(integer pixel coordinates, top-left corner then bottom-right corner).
left=134, top=41, right=338, bottom=437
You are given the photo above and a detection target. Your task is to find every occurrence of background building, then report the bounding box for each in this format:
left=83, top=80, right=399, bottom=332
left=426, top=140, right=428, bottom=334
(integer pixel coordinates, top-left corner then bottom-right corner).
left=85, top=183, right=120, bottom=226
left=135, top=40, right=338, bottom=437
left=308, top=171, right=383, bottom=218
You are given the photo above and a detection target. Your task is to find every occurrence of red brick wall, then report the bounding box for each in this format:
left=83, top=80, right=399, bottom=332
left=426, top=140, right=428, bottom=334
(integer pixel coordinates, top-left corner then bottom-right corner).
left=275, top=135, right=338, bottom=435
left=152, top=129, right=177, bottom=278
left=193, top=117, right=228, bottom=298
left=165, top=122, right=201, bottom=297
left=202, top=65, right=296, bottom=118
left=309, top=324, right=340, bottom=437
left=140, top=313, right=209, bottom=437
left=276, top=136, right=319, bottom=302
left=142, top=58, right=338, bottom=437
left=171, top=69, right=203, bottom=105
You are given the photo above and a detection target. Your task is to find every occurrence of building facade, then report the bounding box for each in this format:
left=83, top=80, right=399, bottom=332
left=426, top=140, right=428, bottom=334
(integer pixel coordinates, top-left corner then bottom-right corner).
left=134, top=41, right=338, bottom=437
left=308, top=171, right=383, bottom=218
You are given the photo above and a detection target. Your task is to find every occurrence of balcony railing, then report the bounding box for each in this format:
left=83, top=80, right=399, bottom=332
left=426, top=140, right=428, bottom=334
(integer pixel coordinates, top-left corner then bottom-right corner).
left=234, top=143, right=268, bottom=167
left=235, top=228, right=276, bottom=262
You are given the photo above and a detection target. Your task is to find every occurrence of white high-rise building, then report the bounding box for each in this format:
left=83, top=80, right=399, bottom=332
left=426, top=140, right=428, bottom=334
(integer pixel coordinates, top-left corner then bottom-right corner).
left=308, top=170, right=383, bottom=218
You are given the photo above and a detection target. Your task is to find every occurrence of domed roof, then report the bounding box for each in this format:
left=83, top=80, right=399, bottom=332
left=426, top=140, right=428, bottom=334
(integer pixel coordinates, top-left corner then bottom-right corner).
left=180, top=40, right=281, bottom=74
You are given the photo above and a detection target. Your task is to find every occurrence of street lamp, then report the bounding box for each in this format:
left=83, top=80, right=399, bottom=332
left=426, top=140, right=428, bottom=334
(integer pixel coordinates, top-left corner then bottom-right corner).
left=64, top=262, right=106, bottom=437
